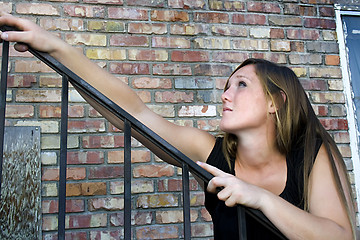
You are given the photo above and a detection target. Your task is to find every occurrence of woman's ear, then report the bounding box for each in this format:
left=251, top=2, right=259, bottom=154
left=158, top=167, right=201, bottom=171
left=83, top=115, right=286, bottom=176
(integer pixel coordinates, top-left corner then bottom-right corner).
left=268, top=91, right=286, bottom=114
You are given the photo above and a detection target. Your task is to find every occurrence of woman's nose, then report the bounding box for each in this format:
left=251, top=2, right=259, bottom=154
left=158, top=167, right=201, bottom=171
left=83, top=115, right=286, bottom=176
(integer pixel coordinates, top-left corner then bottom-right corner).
left=221, top=88, right=231, bottom=103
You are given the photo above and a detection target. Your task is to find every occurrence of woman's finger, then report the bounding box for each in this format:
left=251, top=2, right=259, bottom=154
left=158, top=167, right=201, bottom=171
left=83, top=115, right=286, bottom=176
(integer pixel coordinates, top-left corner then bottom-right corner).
left=197, top=161, right=228, bottom=177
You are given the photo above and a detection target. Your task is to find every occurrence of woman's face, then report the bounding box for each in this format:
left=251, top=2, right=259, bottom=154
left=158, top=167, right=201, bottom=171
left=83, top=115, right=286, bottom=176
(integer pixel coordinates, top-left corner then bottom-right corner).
left=220, top=64, right=273, bottom=135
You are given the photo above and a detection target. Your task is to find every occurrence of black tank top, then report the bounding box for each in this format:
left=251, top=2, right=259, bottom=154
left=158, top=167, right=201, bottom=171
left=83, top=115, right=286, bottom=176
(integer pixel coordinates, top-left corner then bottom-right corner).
left=205, top=137, right=322, bottom=240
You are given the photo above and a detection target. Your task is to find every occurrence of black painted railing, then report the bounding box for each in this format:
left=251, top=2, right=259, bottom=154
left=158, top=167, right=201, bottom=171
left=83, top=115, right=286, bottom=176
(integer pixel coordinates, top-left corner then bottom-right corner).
left=0, top=25, right=286, bottom=239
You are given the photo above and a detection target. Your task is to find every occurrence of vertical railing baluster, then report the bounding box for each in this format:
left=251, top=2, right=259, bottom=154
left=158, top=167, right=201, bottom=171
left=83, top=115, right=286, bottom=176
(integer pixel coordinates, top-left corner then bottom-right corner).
left=182, top=163, right=191, bottom=240
left=237, top=205, right=247, bottom=239
left=124, top=119, right=132, bottom=239
left=58, top=75, right=69, bottom=239
left=0, top=40, right=9, bottom=198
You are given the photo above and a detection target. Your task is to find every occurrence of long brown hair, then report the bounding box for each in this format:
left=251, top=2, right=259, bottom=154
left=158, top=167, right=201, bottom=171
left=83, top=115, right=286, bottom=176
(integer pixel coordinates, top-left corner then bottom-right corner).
left=222, top=58, right=356, bottom=237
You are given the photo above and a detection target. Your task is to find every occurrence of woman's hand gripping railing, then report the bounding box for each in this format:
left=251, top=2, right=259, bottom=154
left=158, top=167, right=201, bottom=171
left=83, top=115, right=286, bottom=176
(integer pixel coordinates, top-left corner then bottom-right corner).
left=0, top=25, right=287, bottom=240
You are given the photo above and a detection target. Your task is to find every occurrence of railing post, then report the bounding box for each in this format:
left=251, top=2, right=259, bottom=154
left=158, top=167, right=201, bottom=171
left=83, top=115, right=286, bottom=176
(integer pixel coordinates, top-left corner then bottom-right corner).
left=237, top=205, right=247, bottom=239
left=182, top=163, right=191, bottom=240
left=124, top=120, right=132, bottom=239
left=0, top=40, right=9, bottom=198
left=58, top=75, right=69, bottom=239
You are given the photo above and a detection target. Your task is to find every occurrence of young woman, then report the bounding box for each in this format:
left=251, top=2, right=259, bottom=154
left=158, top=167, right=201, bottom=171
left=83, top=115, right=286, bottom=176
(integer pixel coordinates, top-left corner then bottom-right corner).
left=0, top=13, right=356, bottom=239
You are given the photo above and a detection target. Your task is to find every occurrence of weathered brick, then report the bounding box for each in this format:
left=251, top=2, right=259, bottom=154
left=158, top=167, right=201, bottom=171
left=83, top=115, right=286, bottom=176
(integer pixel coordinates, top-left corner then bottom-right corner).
left=309, top=67, right=341, bottom=78
left=7, top=75, right=36, bottom=87
left=191, top=223, right=213, bottom=237
left=325, top=55, right=340, bottom=66
left=68, top=120, right=106, bottom=133
left=127, top=0, right=164, bottom=7
left=170, top=24, right=207, bottom=35
left=270, top=28, right=284, bottom=38
left=153, top=63, right=192, bottom=75
left=16, top=3, right=59, bottom=15
left=250, top=27, right=270, bottom=38
left=320, top=6, right=335, bottom=17
left=232, top=13, right=266, bottom=25
left=132, top=77, right=172, bottom=89
left=0, top=2, right=12, bottom=13
left=209, top=0, right=245, bottom=11
left=42, top=182, right=58, bottom=197
left=110, top=211, right=153, bottom=227
left=137, top=193, right=178, bottom=208
left=198, top=119, right=221, bottom=131
left=300, top=79, right=327, bottom=91
left=320, top=118, right=348, bottom=131
left=201, top=207, right=212, bottom=221
left=291, top=67, right=307, bottom=78
left=175, top=77, right=213, bottom=89
left=151, top=10, right=189, bottom=22
left=133, top=164, right=174, bottom=178
left=152, top=36, right=190, bottom=48
left=42, top=199, right=84, bottom=214
left=169, top=0, right=206, bottom=9
left=129, top=49, right=168, bottom=61
left=290, top=42, right=305, bottom=52
left=41, top=135, right=78, bottom=149
left=16, top=89, right=61, bottom=102
left=251, top=52, right=287, bottom=64
left=67, top=151, right=104, bottom=164
left=158, top=178, right=198, bottom=192
left=211, top=25, right=247, bottom=36
left=82, top=135, right=124, bottom=148
left=328, top=80, right=344, bottom=91
left=108, top=7, right=147, bottom=20
left=307, top=42, right=339, bottom=53
left=109, top=63, right=150, bottom=75
left=156, top=210, right=198, bottom=223
left=311, top=92, right=345, bottom=104
left=247, top=1, right=281, bottom=13
left=39, top=76, right=62, bottom=88
left=300, top=5, right=317, bottom=16
left=89, top=230, right=122, bottom=240
left=304, top=18, right=336, bottom=29
left=171, top=50, right=209, bottom=62
left=270, top=40, right=291, bottom=52
left=312, top=104, right=329, bottom=117
left=89, top=197, right=124, bottom=211
left=40, top=18, right=84, bottom=31
left=212, top=51, right=249, bottom=63
left=65, top=33, right=106, bottom=46
left=41, top=152, right=57, bottom=165
left=15, top=60, right=53, bottom=73
left=42, top=167, right=86, bottom=181
left=284, top=3, right=300, bottom=15
left=136, top=225, right=179, bottom=239
left=81, top=182, right=107, bottom=196
left=66, top=213, right=107, bottom=229
left=128, top=23, right=167, bottom=34
left=178, top=105, right=217, bottom=117
left=108, top=150, right=151, bottom=163
left=110, top=34, right=149, bottom=47
left=86, top=48, right=126, bottom=60
left=84, top=0, right=123, bottom=4
left=269, top=16, right=302, bottom=26
left=233, top=39, right=269, bottom=51
left=287, top=29, right=320, bottom=40
left=289, top=54, right=322, bottom=65
left=110, top=180, right=154, bottom=194
left=155, top=91, right=193, bottom=103
left=147, top=105, right=175, bottom=117
left=64, top=5, right=105, bottom=18
left=5, top=105, right=34, bottom=118
left=194, top=64, right=232, bottom=76
left=194, top=38, right=230, bottom=49
left=89, top=166, right=124, bottom=179
left=333, top=132, right=350, bottom=143
left=197, top=90, right=222, bottom=103
left=194, top=12, right=229, bottom=23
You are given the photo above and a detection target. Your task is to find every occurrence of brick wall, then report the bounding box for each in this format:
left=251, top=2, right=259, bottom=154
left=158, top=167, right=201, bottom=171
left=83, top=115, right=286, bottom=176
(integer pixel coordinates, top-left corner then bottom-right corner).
left=0, top=0, right=356, bottom=239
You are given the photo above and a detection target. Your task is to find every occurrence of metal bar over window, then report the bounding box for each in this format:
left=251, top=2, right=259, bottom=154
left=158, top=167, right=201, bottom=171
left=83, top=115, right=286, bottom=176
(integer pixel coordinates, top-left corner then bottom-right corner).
left=0, top=26, right=287, bottom=239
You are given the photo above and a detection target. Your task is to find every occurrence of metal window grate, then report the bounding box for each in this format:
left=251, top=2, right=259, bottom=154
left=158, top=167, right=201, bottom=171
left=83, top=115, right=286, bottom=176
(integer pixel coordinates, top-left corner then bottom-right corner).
left=0, top=26, right=286, bottom=239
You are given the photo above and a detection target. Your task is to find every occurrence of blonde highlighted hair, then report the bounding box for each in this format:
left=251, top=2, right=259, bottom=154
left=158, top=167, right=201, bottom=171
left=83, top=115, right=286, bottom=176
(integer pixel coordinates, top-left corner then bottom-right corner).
left=222, top=58, right=356, bottom=238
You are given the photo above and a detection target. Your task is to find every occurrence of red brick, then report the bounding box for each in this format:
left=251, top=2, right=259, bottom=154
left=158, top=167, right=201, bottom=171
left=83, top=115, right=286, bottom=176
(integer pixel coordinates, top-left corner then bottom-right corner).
left=83, top=0, right=123, bottom=4
left=209, top=1, right=245, bottom=11
left=325, top=55, right=340, bottom=66
left=270, top=28, right=285, bottom=38
left=68, top=120, right=106, bottom=133
left=42, top=167, right=86, bottom=181
left=151, top=10, right=189, bottom=22
left=304, top=18, right=336, bottom=29
left=171, top=51, right=209, bottom=62
left=5, top=105, right=34, bottom=118
left=251, top=52, right=287, bottom=64
left=136, top=226, right=179, bottom=239
left=194, top=64, right=232, bottom=76
left=82, top=135, right=125, bottom=148
left=67, top=214, right=107, bottom=229
left=158, top=178, right=198, bottom=192
left=153, top=63, right=192, bottom=75
left=67, top=151, right=105, bottom=164
left=300, top=79, right=327, bottom=91
left=16, top=90, right=61, bottom=102
left=128, top=23, right=167, bottom=34
left=194, top=12, right=229, bottom=23
left=81, top=182, right=107, bottom=196
left=155, top=91, right=194, bottom=103
left=110, top=35, right=149, bottom=47
left=290, top=42, right=305, bottom=52
left=42, top=232, right=87, bottom=240
left=109, top=63, right=150, bottom=75
left=15, top=60, right=53, bottom=73
left=170, top=23, right=208, bottom=35
left=89, top=230, right=122, bottom=240
left=89, top=166, right=124, bottom=179
left=287, top=29, right=320, bottom=40
left=133, top=164, right=174, bottom=178
left=319, top=7, right=335, bottom=17
left=232, top=13, right=266, bottom=25
left=247, top=1, right=281, bottom=13
left=320, top=119, right=348, bottom=131
left=268, top=16, right=302, bottom=26
left=64, top=5, right=105, bottom=18
left=108, top=7, right=147, bottom=20
left=128, top=0, right=165, bottom=7
left=300, top=6, right=317, bottom=16
left=42, top=199, right=84, bottom=214
left=40, top=18, right=84, bottom=31
left=7, top=75, right=36, bottom=87
left=152, top=36, right=190, bottom=48
left=129, top=49, right=168, bottom=61
left=284, top=3, right=299, bottom=15
left=197, top=119, right=221, bottom=131
left=89, top=197, right=123, bottom=211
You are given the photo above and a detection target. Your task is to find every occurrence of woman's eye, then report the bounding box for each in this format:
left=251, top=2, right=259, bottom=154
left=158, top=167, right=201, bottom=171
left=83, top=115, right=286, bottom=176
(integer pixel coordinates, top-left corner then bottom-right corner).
left=238, top=81, right=247, bottom=87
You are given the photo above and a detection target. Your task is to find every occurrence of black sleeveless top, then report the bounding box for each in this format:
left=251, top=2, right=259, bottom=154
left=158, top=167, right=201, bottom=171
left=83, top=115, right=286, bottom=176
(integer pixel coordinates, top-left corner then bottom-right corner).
left=205, top=137, right=322, bottom=240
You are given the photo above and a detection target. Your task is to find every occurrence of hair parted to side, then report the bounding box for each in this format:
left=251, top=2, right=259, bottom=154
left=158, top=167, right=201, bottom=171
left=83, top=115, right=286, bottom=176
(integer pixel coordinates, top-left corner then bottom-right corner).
left=222, top=58, right=356, bottom=238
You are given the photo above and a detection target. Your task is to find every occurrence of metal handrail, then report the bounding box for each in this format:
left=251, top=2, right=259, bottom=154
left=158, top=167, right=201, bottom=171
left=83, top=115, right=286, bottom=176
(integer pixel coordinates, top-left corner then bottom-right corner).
left=0, top=25, right=287, bottom=239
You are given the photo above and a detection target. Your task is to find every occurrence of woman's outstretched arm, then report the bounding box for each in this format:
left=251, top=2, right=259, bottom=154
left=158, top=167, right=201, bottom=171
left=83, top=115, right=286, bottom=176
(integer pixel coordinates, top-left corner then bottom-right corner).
left=0, top=13, right=216, bottom=164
